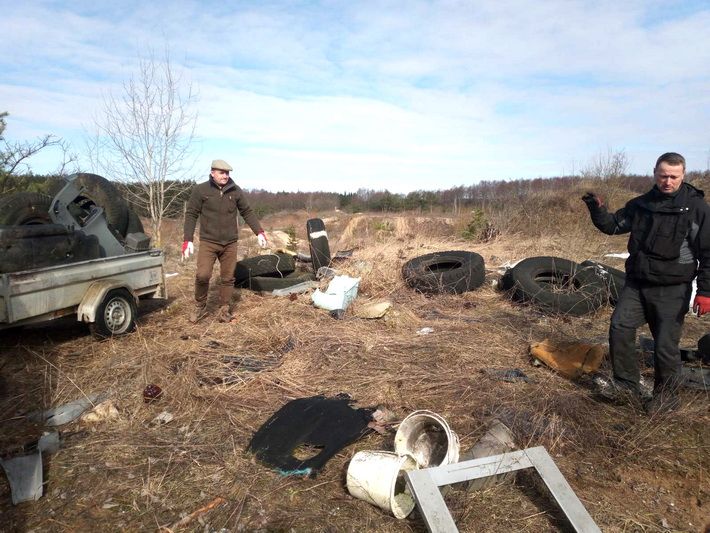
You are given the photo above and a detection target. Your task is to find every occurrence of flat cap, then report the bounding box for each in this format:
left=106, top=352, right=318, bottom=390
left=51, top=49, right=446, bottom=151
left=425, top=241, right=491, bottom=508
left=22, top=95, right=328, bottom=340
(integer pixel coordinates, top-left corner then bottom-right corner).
left=211, top=159, right=233, bottom=171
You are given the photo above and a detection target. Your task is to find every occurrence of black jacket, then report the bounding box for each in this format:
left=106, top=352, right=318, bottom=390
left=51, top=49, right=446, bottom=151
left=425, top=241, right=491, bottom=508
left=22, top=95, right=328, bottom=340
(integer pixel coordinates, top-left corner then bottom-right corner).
left=586, top=182, right=710, bottom=295
left=183, top=177, right=263, bottom=245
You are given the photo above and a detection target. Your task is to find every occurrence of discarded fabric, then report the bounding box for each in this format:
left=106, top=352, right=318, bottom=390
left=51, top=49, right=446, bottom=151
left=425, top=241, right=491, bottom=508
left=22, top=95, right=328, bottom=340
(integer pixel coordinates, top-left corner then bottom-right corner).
left=311, top=275, right=360, bottom=311
left=247, top=395, right=374, bottom=477
left=529, top=339, right=605, bottom=378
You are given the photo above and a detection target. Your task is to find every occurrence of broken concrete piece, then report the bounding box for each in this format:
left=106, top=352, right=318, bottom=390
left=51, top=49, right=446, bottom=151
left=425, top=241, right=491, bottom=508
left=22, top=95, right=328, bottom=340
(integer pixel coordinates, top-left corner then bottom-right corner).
left=81, top=400, right=120, bottom=423
left=354, top=301, right=392, bottom=319
left=530, top=339, right=605, bottom=378
left=29, top=392, right=108, bottom=426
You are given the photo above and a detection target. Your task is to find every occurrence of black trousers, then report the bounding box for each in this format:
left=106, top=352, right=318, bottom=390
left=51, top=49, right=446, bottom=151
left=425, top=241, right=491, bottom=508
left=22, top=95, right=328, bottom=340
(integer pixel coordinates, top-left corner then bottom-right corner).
left=609, top=278, right=692, bottom=394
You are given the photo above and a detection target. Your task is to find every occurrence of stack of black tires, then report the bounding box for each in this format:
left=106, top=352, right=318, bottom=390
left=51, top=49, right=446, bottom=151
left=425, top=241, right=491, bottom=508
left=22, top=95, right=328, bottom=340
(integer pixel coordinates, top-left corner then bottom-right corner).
left=234, top=218, right=331, bottom=291
left=0, top=173, right=144, bottom=274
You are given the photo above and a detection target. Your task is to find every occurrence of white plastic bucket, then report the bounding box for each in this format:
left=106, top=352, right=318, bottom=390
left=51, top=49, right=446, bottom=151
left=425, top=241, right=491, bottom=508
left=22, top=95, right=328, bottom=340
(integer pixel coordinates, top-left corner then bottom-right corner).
left=394, top=410, right=460, bottom=468
left=346, top=451, right=418, bottom=519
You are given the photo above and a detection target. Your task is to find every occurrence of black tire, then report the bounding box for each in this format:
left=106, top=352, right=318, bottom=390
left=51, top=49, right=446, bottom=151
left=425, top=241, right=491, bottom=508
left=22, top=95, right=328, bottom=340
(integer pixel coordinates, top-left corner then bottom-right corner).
left=235, top=254, right=296, bottom=283
left=580, top=260, right=626, bottom=305
left=0, top=192, right=53, bottom=225
left=125, top=209, right=145, bottom=234
left=306, top=218, right=331, bottom=272
left=402, top=250, right=486, bottom=294
left=236, top=270, right=316, bottom=291
left=89, top=288, right=137, bottom=338
left=504, top=256, right=606, bottom=316
left=59, top=174, right=129, bottom=237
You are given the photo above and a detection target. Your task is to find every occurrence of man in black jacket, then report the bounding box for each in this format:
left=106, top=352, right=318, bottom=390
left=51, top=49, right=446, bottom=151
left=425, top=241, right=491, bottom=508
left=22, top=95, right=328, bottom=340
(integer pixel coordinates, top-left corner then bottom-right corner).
left=182, top=159, right=267, bottom=323
left=583, top=152, right=710, bottom=414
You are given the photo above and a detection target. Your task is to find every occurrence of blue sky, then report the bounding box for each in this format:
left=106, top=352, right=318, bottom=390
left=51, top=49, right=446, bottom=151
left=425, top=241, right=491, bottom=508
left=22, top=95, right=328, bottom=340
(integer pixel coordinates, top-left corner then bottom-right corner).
left=2, top=0, right=709, bottom=193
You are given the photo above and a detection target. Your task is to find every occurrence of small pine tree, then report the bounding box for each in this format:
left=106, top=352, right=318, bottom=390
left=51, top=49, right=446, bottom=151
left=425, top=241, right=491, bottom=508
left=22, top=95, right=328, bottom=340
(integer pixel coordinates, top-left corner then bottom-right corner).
left=286, top=225, right=298, bottom=252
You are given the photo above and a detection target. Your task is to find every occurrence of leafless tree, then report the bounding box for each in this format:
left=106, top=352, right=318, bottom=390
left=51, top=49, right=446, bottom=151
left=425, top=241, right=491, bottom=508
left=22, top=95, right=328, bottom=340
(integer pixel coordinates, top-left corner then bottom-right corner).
left=1, top=111, right=78, bottom=194
left=87, top=49, right=197, bottom=246
left=580, top=147, right=630, bottom=180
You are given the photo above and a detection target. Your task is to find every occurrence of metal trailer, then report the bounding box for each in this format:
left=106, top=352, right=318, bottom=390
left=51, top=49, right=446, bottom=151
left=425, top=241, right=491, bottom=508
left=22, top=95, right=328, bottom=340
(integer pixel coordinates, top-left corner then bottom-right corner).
left=0, top=249, right=166, bottom=338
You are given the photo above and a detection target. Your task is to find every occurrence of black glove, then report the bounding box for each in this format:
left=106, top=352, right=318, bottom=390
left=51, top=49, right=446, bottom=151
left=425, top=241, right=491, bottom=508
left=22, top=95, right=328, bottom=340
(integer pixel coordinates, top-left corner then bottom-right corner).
left=582, top=192, right=603, bottom=210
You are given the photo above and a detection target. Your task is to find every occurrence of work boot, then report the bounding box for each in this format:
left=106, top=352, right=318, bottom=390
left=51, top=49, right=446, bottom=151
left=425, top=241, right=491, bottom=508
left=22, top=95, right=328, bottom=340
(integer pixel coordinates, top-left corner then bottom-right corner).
left=216, top=305, right=233, bottom=323
left=189, top=304, right=207, bottom=324
left=643, top=394, right=680, bottom=416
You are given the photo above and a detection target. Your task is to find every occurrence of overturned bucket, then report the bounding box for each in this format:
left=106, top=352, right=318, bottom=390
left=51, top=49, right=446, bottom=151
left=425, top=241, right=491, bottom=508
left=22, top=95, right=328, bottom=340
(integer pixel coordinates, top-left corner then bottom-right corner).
left=394, top=410, right=460, bottom=467
left=346, top=451, right=418, bottom=519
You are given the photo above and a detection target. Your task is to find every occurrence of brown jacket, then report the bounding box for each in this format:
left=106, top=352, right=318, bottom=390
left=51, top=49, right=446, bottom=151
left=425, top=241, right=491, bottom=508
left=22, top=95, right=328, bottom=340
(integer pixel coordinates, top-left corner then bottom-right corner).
left=183, top=177, right=263, bottom=245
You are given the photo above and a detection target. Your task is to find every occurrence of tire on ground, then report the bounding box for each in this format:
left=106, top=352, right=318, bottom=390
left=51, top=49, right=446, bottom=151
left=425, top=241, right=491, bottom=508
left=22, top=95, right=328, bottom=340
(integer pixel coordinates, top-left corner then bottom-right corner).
left=306, top=218, right=331, bottom=272
left=504, top=256, right=606, bottom=316
left=0, top=192, right=53, bottom=225
left=402, top=250, right=486, bottom=294
left=89, top=288, right=137, bottom=338
left=60, top=173, right=130, bottom=237
left=580, top=260, right=626, bottom=306
left=236, top=269, right=316, bottom=292
left=235, top=253, right=296, bottom=284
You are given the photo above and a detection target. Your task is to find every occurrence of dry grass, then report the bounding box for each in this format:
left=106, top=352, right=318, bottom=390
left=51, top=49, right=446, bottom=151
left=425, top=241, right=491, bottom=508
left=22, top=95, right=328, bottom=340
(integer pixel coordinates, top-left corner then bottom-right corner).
left=1, top=210, right=708, bottom=532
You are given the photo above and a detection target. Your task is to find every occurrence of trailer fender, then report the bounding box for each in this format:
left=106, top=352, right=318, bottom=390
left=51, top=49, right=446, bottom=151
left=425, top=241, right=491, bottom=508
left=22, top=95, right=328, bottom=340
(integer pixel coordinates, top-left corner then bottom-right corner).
left=78, top=280, right=137, bottom=323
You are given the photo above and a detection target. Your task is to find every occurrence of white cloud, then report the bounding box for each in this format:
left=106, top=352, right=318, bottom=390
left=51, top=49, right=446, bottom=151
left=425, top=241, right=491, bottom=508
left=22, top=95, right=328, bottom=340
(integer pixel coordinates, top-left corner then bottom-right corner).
left=1, top=0, right=709, bottom=189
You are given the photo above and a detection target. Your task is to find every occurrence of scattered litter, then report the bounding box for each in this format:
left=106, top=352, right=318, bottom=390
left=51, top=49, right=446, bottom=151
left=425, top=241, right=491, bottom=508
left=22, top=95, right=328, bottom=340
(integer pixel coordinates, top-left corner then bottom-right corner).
left=316, top=266, right=339, bottom=280
left=603, top=252, right=630, bottom=259
left=330, top=308, right=346, bottom=320
left=494, top=259, right=522, bottom=275
left=311, top=275, right=360, bottom=312
left=354, top=301, right=392, bottom=319
left=165, top=272, right=179, bottom=278
left=29, top=392, right=108, bottom=426
left=81, top=400, right=120, bottom=423
left=459, top=419, right=517, bottom=492
left=367, top=406, right=398, bottom=435
left=332, top=249, right=354, bottom=260
left=271, top=280, right=319, bottom=296
left=0, top=431, right=60, bottom=505
left=151, top=411, right=174, bottom=425
left=197, top=353, right=281, bottom=386
left=0, top=452, right=43, bottom=504
left=681, top=366, right=709, bottom=391
left=143, top=384, right=163, bottom=403
left=248, top=395, right=374, bottom=477
left=530, top=339, right=605, bottom=378
left=416, top=327, right=434, bottom=335
left=481, top=368, right=531, bottom=383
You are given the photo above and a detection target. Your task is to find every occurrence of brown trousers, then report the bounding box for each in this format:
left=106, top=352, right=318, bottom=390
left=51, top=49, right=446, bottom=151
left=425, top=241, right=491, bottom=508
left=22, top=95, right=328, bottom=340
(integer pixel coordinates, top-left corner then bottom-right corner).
left=194, top=240, right=238, bottom=307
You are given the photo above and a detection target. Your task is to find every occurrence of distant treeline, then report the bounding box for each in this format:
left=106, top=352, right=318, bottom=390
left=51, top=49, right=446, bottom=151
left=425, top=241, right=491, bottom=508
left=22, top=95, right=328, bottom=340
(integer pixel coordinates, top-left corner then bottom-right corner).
left=13, top=170, right=710, bottom=218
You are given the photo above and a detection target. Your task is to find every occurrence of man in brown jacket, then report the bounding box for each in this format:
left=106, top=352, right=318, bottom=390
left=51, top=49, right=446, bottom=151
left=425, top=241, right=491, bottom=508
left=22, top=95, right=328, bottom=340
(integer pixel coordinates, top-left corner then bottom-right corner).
left=182, top=159, right=267, bottom=323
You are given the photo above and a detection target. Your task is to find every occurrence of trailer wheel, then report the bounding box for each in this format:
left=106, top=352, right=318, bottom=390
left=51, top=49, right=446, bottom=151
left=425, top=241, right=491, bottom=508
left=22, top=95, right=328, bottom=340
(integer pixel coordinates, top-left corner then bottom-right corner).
left=90, top=288, right=137, bottom=338
left=0, top=192, right=53, bottom=225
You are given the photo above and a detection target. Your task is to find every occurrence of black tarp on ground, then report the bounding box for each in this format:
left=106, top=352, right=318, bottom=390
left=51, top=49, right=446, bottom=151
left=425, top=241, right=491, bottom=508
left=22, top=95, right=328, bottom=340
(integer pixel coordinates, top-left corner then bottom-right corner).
left=247, top=394, right=374, bottom=477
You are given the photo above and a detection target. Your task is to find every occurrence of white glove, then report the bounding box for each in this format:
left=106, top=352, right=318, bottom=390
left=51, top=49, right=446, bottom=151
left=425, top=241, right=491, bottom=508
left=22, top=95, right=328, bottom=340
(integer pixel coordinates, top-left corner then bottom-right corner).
left=257, top=232, right=268, bottom=249
left=182, top=240, right=194, bottom=259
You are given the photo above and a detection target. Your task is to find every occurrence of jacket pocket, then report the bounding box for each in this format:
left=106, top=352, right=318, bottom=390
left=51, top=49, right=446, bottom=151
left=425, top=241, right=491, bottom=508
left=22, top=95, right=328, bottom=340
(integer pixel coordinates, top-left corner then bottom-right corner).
left=646, top=213, right=688, bottom=260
